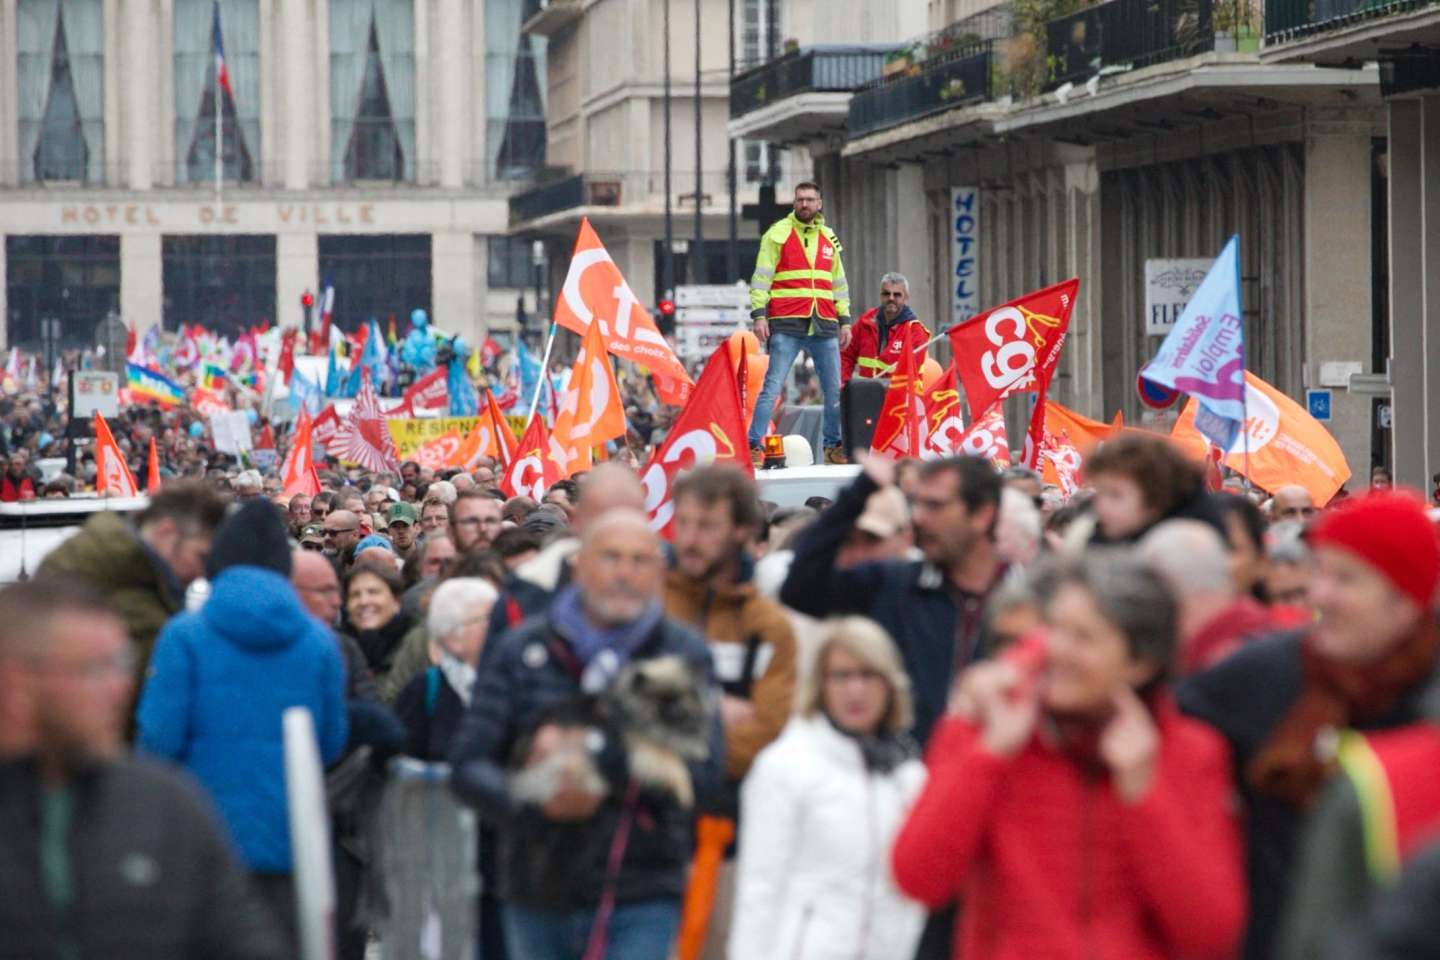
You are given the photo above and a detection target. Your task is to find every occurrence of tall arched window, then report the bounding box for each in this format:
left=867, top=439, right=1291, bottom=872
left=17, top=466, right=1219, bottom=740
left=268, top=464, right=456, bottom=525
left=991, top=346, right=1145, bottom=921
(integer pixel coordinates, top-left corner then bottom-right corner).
left=17, top=0, right=105, bottom=183
left=331, top=0, right=415, bottom=182
left=174, top=0, right=260, bottom=184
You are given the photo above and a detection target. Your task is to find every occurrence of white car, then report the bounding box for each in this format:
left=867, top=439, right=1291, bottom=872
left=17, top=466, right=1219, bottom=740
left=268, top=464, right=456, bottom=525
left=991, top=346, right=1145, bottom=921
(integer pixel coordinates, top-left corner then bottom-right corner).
left=0, top=495, right=149, bottom=583
left=754, top=464, right=861, bottom=509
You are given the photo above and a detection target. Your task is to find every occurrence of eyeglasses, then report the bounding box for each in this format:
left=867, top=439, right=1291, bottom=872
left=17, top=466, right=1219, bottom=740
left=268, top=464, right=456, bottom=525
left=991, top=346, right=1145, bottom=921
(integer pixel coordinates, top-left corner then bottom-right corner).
left=825, top=667, right=885, bottom=686
left=29, top=648, right=136, bottom=681
left=1276, top=506, right=1317, bottom=520
left=322, top=527, right=357, bottom=538
left=297, top=583, right=341, bottom=596
left=301, top=541, right=325, bottom=551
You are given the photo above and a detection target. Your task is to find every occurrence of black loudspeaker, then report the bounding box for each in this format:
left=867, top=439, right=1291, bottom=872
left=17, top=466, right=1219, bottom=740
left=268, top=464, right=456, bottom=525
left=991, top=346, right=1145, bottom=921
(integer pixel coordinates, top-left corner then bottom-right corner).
left=841, top=378, right=889, bottom=455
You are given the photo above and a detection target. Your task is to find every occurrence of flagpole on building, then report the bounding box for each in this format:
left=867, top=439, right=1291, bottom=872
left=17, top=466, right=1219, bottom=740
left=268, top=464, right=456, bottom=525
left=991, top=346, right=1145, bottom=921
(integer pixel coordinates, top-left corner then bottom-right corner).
left=214, top=12, right=222, bottom=206
left=525, top=322, right=560, bottom=427
left=1235, top=234, right=1252, bottom=489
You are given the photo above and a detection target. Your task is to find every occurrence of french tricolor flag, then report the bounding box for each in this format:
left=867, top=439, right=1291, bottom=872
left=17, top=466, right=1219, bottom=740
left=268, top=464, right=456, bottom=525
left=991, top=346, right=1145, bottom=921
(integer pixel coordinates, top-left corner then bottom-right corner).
left=212, top=1, right=233, bottom=98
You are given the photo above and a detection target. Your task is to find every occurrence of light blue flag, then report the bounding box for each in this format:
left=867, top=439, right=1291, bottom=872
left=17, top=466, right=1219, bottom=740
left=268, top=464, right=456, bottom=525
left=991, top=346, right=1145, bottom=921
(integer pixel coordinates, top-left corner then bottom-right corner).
left=291, top=369, right=323, bottom=417
left=1140, top=235, right=1246, bottom=450
left=325, top=345, right=343, bottom=397
left=516, top=339, right=546, bottom=409
left=447, top=338, right=479, bottom=417
left=346, top=319, right=388, bottom=397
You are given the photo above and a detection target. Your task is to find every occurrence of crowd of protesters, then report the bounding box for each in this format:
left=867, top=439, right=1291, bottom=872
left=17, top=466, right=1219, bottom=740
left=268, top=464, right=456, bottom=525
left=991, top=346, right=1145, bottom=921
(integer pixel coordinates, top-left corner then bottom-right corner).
left=8, top=344, right=1440, bottom=960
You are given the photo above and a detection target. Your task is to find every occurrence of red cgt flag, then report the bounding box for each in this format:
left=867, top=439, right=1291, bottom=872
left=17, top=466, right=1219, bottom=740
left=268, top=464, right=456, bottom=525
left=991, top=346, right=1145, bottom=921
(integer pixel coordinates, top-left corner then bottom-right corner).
left=948, top=278, right=1079, bottom=422
left=869, top=335, right=926, bottom=460
left=501, top=416, right=564, bottom=501
left=641, top=344, right=752, bottom=537
left=403, top=367, right=449, bottom=412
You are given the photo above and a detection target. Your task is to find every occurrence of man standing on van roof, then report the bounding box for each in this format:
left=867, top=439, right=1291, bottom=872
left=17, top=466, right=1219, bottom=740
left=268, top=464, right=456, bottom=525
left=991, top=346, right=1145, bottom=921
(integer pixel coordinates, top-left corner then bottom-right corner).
left=747, top=181, right=852, bottom=467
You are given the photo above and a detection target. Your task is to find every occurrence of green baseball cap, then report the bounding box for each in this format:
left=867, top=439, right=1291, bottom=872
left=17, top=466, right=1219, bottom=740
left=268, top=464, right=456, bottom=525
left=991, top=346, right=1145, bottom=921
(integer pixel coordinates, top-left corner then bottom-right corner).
left=387, top=502, right=419, bottom=526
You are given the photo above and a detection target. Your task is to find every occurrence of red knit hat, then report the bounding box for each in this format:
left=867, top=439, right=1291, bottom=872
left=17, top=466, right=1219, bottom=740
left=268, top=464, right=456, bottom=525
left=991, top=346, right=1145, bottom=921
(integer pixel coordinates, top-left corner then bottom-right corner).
left=1308, top=490, right=1440, bottom=608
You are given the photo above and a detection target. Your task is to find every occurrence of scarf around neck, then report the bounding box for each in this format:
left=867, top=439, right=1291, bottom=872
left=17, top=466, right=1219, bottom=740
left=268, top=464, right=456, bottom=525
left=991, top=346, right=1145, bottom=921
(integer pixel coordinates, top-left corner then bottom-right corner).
left=550, top=585, right=664, bottom=693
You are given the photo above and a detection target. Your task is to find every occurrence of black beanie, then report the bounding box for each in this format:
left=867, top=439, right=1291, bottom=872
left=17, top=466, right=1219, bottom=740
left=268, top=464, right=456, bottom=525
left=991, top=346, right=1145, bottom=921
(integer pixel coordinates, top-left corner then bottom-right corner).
left=205, top=498, right=293, bottom=580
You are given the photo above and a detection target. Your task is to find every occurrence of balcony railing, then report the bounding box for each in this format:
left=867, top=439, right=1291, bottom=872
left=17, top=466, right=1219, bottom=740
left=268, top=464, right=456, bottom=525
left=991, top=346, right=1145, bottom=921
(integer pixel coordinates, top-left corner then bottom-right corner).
left=846, top=41, right=996, bottom=139
left=510, top=170, right=735, bottom=224
left=1046, top=0, right=1215, bottom=90
left=730, top=47, right=895, bottom=119
left=1264, top=0, right=1424, bottom=43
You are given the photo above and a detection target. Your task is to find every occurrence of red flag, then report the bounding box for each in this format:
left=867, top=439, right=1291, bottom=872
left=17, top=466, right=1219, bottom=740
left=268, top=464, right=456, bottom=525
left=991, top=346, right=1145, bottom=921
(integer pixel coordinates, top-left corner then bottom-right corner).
left=869, top=335, right=925, bottom=460
left=146, top=437, right=161, bottom=493
left=277, top=329, right=297, bottom=384
left=641, top=345, right=751, bottom=537
left=256, top=422, right=276, bottom=451
left=469, top=388, right=519, bottom=468
left=282, top=408, right=322, bottom=497
left=402, top=367, right=449, bottom=412
left=94, top=413, right=138, bottom=497
left=948, top=278, right=1078, bottom=421
left=956, top=402, right=1012, bottom=467
left=312, top=404, right=342, bottom=453
left=552, top=218, right=694, bottom=405
left=332, top=370, right=399, bottom=473
left=500, top=416, right=563, bottom=500
left=920, top=366, right=968, bottom=459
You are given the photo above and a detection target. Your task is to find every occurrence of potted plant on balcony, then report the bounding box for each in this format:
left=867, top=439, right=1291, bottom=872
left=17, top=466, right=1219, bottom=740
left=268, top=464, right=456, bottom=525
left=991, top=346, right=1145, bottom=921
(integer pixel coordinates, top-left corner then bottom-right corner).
left=884, top=47, right=914, bottom=78
left=939, top=77, right=968, bottom=101
left=782, top=37, right=800, bottom=54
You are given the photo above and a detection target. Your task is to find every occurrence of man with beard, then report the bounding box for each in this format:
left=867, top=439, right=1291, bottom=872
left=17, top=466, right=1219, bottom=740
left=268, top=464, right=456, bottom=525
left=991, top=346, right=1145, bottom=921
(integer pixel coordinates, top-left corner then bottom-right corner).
left=664, top=466, right=796, bottom=959
left=839, top=272, right=930, bottom=384
left=322, top=509, right=364, bottom=577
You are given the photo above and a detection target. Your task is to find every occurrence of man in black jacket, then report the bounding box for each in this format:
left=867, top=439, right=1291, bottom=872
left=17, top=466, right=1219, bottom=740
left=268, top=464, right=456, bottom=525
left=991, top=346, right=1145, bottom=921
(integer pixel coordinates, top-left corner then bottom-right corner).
left=450, top=509, right=724, bottom=960
left=0, top=577, right=284, bottom=960
left=781, top=452, right=1004, bottom=746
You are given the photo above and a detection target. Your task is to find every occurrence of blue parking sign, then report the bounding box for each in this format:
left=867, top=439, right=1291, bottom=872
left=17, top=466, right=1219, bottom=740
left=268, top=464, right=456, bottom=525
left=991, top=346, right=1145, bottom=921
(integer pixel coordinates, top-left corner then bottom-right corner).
left=1306, top=389, right=1332, bottom=423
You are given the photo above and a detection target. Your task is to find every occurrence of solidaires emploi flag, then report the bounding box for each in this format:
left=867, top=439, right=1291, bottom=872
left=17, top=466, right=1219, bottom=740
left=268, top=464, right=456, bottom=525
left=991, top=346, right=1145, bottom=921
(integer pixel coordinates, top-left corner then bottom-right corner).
left=1139, top=235, right=1246, bottom=450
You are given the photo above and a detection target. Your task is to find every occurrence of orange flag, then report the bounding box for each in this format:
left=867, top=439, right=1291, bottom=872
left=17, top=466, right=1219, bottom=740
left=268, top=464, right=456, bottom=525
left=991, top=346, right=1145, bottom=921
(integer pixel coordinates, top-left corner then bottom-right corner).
left=549, top=319, right=627, bottom=476
left=1035, top=400, right=1121, bottom=495
left=869, top=336, right=925, bottom=460
left=145, top=437, right=161, bottom=493
left=552, top=218, right=694, bottom=405
left=641, top=345, right=752, bottom=536
left=281, top=407, right=322, bottom=497
left=501, top=416, right=564, bottom=501
left=94, top=412, right=138, bottom=497
left=1171, top=370, right=1351, bottom=504
left=485, top=388, right=518, bottom=466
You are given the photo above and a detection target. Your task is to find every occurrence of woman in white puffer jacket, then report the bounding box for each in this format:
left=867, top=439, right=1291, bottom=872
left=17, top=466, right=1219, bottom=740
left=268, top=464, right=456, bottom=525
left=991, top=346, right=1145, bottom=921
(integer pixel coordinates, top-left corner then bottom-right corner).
left=728, top=616, right=927, bottom=960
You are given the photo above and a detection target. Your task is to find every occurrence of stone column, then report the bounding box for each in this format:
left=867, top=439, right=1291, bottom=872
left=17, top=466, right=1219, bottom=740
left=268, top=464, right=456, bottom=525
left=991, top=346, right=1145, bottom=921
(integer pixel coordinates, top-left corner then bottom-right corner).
left=437, top=0, right=466, bottom=188
left=1422, top=95, right=1440, bottom=483
left=1387, top=99, right=1422, bottom=485
left=0, top=234, right=8, bottom=351
left=1061, top=150, right=1102, bottom=416
left=281, top=0, right=312, bottom=189
left=275, top=233, right=319, bottom=331
left=1303, top=116, right=1374, bottom=482
left=124, top=0, right=153, bottom=190
left=121, top=233, right=164, bottom=334
left=432, top=232, right=478, bottom=341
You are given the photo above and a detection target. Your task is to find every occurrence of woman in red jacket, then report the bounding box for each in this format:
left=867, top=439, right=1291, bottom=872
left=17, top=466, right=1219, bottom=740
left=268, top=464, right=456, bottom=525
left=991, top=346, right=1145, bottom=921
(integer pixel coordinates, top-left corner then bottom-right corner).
left=892, top=551, right=1245, bottom=960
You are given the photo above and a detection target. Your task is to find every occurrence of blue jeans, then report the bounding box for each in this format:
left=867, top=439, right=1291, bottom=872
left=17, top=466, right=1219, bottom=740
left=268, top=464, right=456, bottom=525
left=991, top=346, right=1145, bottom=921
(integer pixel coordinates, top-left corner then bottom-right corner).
left=747, top=330, right=842, bottom=449
left=502, top=900, right=680, bottom=960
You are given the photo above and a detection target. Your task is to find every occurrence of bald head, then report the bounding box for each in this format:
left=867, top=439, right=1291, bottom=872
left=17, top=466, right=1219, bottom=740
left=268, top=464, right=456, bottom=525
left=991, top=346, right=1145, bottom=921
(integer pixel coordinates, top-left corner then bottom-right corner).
left=323, top=509, right=362, bottom=558
left=574, top=463, right=646, bottom=532
left=1138, top=520, right=1234, bottom=599
left=1271, top=485, right=1317, bottom=523
left=575, top=508, right=664, bottom=627
left=291, top=550, right=342, bottom=624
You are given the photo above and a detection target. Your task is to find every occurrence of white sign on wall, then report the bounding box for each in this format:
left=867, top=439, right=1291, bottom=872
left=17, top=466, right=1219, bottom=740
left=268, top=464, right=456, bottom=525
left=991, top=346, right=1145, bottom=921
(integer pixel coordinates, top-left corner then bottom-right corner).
left=950, top=187, right=981, bottom=326
left=676, top=323, right=743, bottom=362
left=1144, top=258, right=1213, bottom=336
left=70, top=371, right=119, bottom=419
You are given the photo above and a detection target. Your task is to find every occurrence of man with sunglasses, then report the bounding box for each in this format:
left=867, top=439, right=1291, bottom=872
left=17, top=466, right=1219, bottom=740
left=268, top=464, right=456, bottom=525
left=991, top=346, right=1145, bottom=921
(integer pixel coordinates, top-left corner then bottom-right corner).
left=322, top=510, right=363, bottom=576
left=839, top=272, right=929, bottom=385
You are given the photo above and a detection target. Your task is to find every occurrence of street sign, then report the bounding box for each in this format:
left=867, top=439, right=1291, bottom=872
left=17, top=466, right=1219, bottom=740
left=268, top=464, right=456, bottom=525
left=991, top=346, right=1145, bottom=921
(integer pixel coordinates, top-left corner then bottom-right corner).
left=1306, top=389, right=1332, bottom=423
left=676, top=323, right=742, bottom=362
left=1136, top=371, right=1180, bottom=410
left=675, top=284, right=750, bottom=309
left=1144, top=258, right=1212, bottom=336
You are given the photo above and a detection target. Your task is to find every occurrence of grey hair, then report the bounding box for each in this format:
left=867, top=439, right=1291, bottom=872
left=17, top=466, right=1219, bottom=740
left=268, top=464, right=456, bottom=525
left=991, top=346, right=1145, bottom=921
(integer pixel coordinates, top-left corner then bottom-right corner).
left=879, top=271, right=909, bottom=293
left=799, top=616, right=914, bottom=734
left=1137, top=520, right=1233, bottom=598
left=1030, top=549, right=1178, bottom=671
left=426, top=577, right=499, bottom=642
left=426, top=480, right=458, bottom=506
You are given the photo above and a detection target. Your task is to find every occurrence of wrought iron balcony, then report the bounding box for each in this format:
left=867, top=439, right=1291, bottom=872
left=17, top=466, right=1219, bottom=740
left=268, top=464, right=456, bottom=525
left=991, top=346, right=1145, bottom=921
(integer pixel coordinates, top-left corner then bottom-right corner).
left=1265, top=0, right=1428, bottom=43
left=1045, top=0, right=1217, bottom=91
left=846, top=40, right=996, bottom=139
left=730, top=46, right=894, bottom=119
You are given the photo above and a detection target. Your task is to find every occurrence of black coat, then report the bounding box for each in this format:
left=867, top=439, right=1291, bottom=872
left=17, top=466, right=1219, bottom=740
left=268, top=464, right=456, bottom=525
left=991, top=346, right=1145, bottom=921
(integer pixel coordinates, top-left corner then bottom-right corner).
left=780, top=471, right=992, bottom=745
left=1178, top=632, right=1434, bottom=960
left=395, top=667, right=467, bottom=762
left=0, top=756, right=286, bottom=960
left=448, top=611, right=725, bottom=911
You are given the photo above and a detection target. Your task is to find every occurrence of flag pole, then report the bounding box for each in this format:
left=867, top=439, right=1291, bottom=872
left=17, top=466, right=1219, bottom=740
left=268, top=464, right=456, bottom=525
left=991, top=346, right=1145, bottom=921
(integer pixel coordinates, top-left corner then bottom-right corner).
left=214, top=19, right=222, bottom=207
left=524, top=322, right=559, bottom=427
left=1235, top=234, right=1252, bottom=490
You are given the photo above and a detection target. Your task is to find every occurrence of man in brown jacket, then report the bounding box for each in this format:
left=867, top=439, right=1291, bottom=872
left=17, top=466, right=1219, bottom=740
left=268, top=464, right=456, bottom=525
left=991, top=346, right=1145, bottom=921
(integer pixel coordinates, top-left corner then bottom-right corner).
left=665, top=466, right=797, bottom=960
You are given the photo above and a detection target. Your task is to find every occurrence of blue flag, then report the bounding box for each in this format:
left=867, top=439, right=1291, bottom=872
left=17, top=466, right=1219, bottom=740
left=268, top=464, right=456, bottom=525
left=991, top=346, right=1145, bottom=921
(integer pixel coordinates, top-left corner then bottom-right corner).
left=346, top=319, right=388, bottom=397
left=516, top=339, right=547, bottom=410
left=325, top=344, right=344, bottom=397
left=1140, top=235, right=1246, bottom=450
left=291, top=369, right=323, bottom=417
